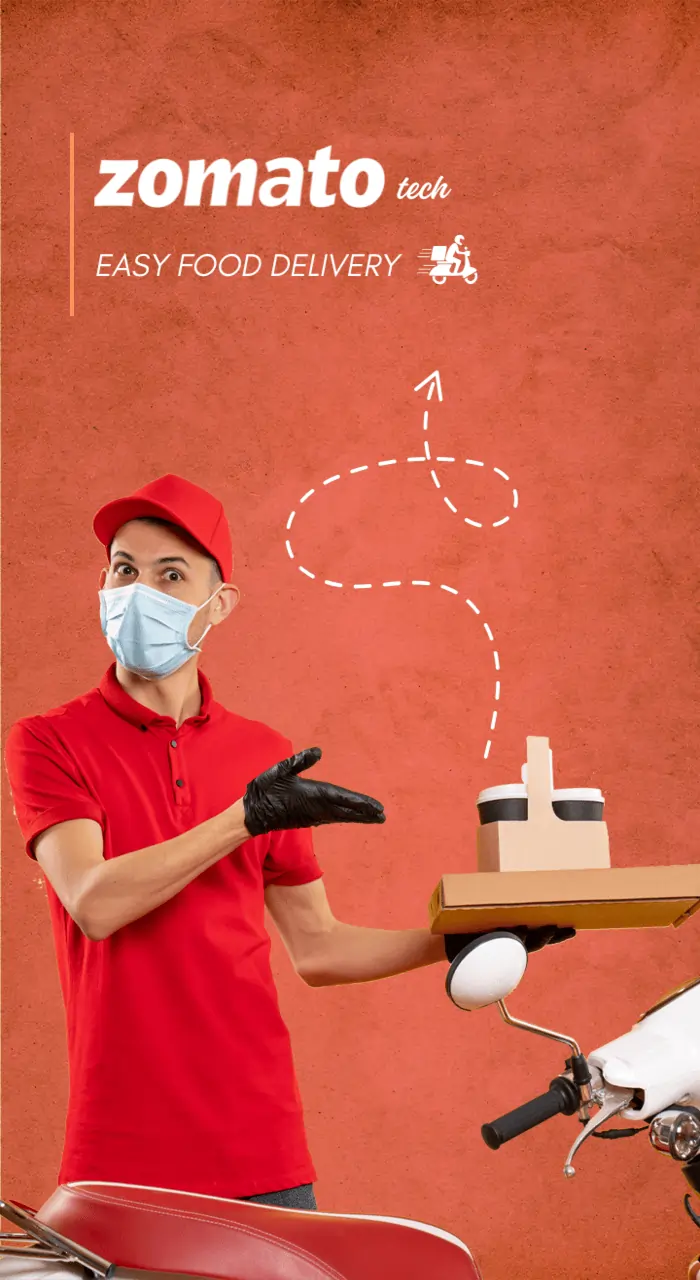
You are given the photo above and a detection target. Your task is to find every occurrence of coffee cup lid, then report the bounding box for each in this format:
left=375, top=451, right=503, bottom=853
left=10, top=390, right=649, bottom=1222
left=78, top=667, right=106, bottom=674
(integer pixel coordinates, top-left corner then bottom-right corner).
left=476, top=784, right=527, bottom=804
left=553, top=788, right=604, bottom=803
left=477, top=784, right=604, bottom=805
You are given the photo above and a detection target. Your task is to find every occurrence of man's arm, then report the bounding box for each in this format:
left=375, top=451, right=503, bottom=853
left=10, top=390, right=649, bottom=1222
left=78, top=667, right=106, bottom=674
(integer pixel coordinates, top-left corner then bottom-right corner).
left=265, top=879, right=445, bottom=985
left=29, top=744, right=384, bottom=943
left=35, top=802, right=250, bottom=942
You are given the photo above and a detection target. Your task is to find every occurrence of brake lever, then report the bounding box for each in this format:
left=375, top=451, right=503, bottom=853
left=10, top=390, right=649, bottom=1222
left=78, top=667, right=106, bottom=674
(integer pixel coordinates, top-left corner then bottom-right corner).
left=563, top=1085, right=635, bottom=1178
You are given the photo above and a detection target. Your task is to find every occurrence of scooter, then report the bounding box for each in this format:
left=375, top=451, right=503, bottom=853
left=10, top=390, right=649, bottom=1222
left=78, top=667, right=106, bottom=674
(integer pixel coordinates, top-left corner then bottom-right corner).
left=446, top=931, right=700, bottom=1277
left=2, top=934, right=698, bottom=1280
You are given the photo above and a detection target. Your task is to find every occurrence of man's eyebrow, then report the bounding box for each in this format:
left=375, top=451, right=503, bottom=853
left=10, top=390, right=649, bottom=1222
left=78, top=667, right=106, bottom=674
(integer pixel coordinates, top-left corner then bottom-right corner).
left=111, top=550, right=191, bottom=566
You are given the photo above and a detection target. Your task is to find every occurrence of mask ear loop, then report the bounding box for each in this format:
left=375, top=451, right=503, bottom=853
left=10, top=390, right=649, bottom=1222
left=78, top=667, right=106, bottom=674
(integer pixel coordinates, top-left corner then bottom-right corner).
left=188, top=583, right=226, bottom=654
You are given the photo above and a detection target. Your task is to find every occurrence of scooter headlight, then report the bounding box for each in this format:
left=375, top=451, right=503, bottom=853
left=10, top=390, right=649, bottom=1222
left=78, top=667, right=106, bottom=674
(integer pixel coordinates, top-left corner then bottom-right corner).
left=650, top=1109, right=700, bottom=1162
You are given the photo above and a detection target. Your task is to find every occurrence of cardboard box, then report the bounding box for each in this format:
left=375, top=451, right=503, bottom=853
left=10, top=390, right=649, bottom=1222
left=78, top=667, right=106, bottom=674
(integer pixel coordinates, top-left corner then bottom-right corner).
left=429, top=865, right=700, bottom=934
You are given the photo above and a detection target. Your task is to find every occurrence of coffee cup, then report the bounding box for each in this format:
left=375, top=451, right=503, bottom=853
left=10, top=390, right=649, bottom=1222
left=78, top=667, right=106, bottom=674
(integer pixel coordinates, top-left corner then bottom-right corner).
left=476, top=784, right=528, bottom=825
left=552, top=788, right=605, bottom=821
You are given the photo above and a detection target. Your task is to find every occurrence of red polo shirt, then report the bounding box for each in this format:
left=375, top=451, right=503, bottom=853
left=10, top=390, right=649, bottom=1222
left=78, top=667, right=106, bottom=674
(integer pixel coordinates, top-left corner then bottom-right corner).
left=4, top=664, right=323, bottom=1198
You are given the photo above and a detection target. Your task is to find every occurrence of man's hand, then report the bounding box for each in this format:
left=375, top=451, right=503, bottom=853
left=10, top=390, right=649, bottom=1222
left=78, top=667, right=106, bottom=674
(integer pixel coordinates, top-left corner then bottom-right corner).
left=444, top=925, right=576, bottom=963
left=243, top=747, right=386, bottom=837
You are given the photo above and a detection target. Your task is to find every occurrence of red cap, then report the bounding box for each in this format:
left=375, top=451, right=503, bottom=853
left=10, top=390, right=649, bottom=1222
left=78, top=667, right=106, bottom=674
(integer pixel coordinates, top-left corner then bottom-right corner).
left=93, top=474, right=233, bottom=582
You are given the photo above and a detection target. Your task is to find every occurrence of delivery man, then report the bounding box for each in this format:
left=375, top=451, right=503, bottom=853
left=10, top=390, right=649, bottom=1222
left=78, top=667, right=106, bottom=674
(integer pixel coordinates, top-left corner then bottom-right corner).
left=4, top=473, right=571, bottom=1211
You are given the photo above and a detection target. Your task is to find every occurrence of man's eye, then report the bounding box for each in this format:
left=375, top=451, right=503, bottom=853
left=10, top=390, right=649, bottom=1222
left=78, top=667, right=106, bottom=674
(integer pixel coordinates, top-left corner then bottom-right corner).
left=114, top=564, right=134, bottom=576
left=164, top=570, right=183, bottom=583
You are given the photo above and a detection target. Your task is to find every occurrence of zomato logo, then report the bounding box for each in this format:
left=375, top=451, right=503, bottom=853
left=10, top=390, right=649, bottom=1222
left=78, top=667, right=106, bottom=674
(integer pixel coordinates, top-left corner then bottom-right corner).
left=94, top=146, right=387, bottom=209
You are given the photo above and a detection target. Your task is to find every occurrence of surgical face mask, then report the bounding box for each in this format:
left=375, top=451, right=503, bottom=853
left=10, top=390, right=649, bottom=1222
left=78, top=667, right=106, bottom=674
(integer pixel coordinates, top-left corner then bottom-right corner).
left=98, top=581, right=223, bottom=680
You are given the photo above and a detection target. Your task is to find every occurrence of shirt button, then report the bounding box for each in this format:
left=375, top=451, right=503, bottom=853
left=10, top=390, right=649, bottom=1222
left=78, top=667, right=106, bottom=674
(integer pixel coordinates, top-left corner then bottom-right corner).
left=170, top=740, right=178, bottom=748
left=175, top=779, right=185, bottom=788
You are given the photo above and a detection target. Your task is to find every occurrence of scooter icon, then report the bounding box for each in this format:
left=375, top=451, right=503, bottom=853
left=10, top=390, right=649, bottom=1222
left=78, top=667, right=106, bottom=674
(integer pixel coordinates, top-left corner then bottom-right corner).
left=427, top=235, right=478, bottom=285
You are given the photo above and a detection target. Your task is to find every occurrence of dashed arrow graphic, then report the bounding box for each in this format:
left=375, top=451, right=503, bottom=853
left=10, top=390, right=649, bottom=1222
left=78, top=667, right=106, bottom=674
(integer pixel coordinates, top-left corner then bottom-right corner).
left=413, top=370, right=443, bottom=402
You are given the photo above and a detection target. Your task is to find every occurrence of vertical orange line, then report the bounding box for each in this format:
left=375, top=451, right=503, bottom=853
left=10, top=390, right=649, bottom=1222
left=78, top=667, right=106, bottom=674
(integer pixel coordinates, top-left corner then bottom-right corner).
left=69, top=133, right=75, bottom=317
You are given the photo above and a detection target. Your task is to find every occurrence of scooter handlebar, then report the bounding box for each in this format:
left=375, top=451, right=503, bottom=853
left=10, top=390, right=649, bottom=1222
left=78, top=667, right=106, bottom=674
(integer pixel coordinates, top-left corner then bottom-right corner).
left=481, top=1076, right=580, bottom=1150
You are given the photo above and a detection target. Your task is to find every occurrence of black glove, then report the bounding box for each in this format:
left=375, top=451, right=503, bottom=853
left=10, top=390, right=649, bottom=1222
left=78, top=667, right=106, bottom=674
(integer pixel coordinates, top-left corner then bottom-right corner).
left=243, top=746, right=386, bottom=837
left=444, top=925, right=576, bottom=963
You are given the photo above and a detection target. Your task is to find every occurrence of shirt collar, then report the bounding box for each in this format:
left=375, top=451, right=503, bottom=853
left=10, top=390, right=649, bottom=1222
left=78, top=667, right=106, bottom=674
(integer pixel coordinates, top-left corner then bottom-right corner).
left=99, top=663, right=213, bottom=729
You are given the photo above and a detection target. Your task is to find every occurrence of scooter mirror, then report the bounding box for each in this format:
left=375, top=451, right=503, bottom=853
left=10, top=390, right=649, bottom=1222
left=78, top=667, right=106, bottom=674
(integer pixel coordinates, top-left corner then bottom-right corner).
left=445, top=931, right=529, bottom=1012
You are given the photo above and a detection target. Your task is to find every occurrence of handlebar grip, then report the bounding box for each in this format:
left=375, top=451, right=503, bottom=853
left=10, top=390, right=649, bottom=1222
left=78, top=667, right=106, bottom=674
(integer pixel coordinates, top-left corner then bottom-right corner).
left=481, top=1076, right=579, bottom=1150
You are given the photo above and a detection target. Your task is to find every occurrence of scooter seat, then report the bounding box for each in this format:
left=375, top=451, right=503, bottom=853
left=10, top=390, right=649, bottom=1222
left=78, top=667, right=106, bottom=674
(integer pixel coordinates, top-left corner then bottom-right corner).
left=36, top=1181, right=481, bottom=1280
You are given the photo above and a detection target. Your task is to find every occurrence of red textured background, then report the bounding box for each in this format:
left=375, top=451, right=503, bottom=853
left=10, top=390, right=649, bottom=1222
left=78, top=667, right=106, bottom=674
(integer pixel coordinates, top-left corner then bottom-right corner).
left=3, top=1, right=700, bottom=1275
